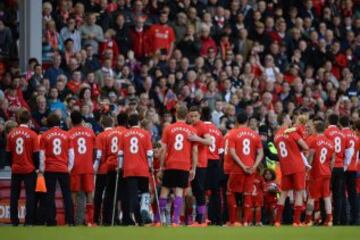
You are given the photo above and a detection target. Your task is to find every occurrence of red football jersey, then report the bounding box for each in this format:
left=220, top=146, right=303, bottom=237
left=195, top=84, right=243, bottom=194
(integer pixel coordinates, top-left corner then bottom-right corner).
left=228, top=126, right=262, bottom=174
left=161, top=121, right=197, bottom=171
left=252, top=172, right=265, bottom=197
left=147, top=24, right=175, bottom=54
left=40, top=127, right=73, bottom=173
left=104, top=128, right=125, bottom=172
left=68, top=125, right=96, bottom=174
left=120, top=127, right=153, bottom=178
left=223, top=129, right=237, bottom=174
left=204, top=122, right=224, bottom=160
left=324, top=125, right=348, bottom=168
left=95, top=128, right=112, bottom=174
left=193, top=121, right=209, bottom=168
left=342, top=128, right=360, bottom=171
left=307, top=134, right=334, bottom=178
left=6, top=125, right=39, bottom=174
left=274, top=127, right=305, bottom=175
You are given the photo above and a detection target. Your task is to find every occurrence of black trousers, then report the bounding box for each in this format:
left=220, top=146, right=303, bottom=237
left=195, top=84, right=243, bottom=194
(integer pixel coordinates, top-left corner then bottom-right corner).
left=93, top=174, right=107, bottom=225
left=205, top=160, right=222, bottom=225
left=10, top=172, right=36, bottom=225
left=345, top=171, right=358, bottom=225
left=331, top=167, right=345, bottom=225
left=44, top=172, right=74, bottom=225
left=103, top=170, right=124, bottom=225
left=122, top=176, right=149, bottom=225
left=191, top=167, right=207, bottom=223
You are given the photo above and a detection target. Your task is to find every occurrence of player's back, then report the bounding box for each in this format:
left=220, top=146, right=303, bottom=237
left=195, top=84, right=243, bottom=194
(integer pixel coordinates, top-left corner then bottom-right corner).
left=121, top=127, right=152, bottom=177
left=104, top=128, right=124, bottom=172
left=6, top=125, right=39, bottom=174
left=193, top=120, right=209, bottom=168
left=342, top=127, right=360, bottom=171
left=40, top=127, right=72, bottom=173
left=223, top=128, right=237, bottom=174
left=229, top=126, right=262, bottom=174
left=204, top=121, right=224, bottom=160
left=308, top=134, right=334, bottom=178
left=69, top=125, right=96, bottom=174
left=324, top=125, right=346, bottom=168
left=95, top=129, right=112, bottom=174
left=274, top=127, right=304, bottom=175
left=162, top=121, right=196, bottom=171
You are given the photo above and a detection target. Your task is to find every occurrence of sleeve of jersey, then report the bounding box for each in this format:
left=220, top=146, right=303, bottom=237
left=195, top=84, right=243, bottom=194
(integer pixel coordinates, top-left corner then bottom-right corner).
left=218, top=136, right=225, bottom=154
left=33, top=133, right=40, bottom=152
left=291, top=132, right=301, bottom=142
left=256, top=135, right=263, bottom=149
left=161, top=126, right=168, bottom=145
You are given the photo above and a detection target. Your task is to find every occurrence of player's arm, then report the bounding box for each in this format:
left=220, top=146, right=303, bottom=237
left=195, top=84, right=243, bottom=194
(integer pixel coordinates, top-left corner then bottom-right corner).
left=93, top=149, right=102, bottom=173
left=33, top=152, right=40, bottom=170
left=159, top=142, right=167, bottom=171
left=330, top=152, right=336, bottom=169
left=39, top=150, right=45, bottom=173
left=190, top=144, right=198, bottom=181
left=307, top=149, right=315, bottom=165
left=344, top=140, right=354, bottom=171
left=230, top=148, right=247, bottom=171
left=68, top=148, right=75, bottom=172
left=252, top=147, right=264, bottom=171
left=188, top=133, right=212, bottom=146
left=297, top=138, right=311, bottom=168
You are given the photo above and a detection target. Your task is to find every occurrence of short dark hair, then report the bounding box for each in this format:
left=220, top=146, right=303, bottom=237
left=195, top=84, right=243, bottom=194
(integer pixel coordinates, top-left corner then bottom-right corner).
left=117, top=112, right=128, bottom=127
left=277, top=113, right=288, bottom=126
left=100, top=115, right=113, bottom=128
left=339, top=116, right=350, bottom=128
left=189, top=106, right=200, bottom=113
left=236, top=111, right=248, bottom=124
left=17, top=109, right=31, bottom=124
left=327, top=113, right=339, bottom=126
left=128, top=114, right=140, bottom=127
left=354, top=120, right=360, bottom=131
left=71, top=111, right=82, bottom=125
left=176, top=105, right=188, bottom=120
left=201, top=106, right=212, bottom=121
left=314, top=121, right=326, bottom=133
left=47, top=113, right=61, bottom=128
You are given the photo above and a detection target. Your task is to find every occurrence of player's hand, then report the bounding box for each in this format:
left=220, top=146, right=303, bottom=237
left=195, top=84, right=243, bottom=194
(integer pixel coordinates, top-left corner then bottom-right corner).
left=247, top=166, right=256, bottom=174
left=187, top=134, right=200, bottom=142
left=189, top=169, right=196, bottom=181
left=157, top=170, right=163, bottom=182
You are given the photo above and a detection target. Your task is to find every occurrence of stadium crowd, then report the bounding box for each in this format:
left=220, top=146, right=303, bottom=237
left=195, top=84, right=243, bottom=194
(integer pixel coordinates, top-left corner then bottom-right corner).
left=0, top=0, right=360, bottom=227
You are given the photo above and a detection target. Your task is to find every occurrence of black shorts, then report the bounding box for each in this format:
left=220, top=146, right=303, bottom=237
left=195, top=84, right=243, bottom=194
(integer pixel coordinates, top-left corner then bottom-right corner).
left=162, top=170, right=189, bottom=188
left=191, top=167, right=207, bottom=193
left=124, top=176, right=149, bottom=193
left=205, top=160, right=222, bottom=190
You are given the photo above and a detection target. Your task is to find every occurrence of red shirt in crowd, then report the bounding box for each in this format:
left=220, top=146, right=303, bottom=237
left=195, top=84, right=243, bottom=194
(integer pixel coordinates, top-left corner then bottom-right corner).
left=120, top=126, right=153, bottom=178
left=307, top=134, right=334, bottom=178
left=228, top=126, right=262, bottom=174
left=6, top=124, right=39, bottom=174
left=68, top=125, right=96, bottom=175
left=161, top=121, right=197, bottom=171
left=274, top=127, right=305, bottom=175
left=40, top=127, right=73, bottom=173
left=146, top=23, right=175, bottom=55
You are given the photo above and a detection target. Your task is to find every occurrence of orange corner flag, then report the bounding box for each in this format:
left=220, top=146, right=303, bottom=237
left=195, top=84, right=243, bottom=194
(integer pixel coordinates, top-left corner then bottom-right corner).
left=35, top=173, right=47, bottom=193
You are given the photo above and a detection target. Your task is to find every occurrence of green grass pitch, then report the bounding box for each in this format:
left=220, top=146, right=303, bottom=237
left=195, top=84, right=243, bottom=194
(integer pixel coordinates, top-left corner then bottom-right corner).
left=1, top=226, right=360, bottom=240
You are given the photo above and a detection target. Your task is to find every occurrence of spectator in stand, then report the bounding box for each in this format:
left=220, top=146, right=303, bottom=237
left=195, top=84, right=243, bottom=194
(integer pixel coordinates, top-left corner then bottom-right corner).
left=44, top=54, right=65, bottom=88
left=199, top=24, right=217, bottom=57
left=0, top=20, right=13, bottom=58
left=60, top=17, right=82, bottom=53
left=32, top=95, right=49, bottom=131
left=147, top=11, right=175, bottom=59
left=80, top=13, right=104, bottom=54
